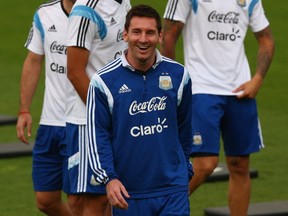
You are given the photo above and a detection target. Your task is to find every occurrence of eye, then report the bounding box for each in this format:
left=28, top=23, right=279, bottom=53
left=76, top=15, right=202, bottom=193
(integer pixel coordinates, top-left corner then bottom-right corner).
left=131, top=29, right=141, bottom=34
left=147, top=30, right=156, bottom=35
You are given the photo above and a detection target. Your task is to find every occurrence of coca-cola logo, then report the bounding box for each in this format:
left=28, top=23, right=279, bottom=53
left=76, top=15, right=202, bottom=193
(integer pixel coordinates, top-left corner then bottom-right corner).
left=129, top=96, right=167, bottom=115
left=114, top=50, right=122, bottom=59
left=50, top=41, right=67, bottom=55
left=208, top=11, right=239, bottom=24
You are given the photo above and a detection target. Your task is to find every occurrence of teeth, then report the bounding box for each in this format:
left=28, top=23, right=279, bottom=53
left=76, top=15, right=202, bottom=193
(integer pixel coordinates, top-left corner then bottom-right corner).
left=139, top=46, right=148, bottom=50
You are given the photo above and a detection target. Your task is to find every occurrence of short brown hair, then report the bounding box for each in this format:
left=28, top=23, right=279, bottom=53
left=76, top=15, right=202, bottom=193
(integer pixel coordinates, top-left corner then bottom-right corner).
left=124, top=4, right=162, bottom=33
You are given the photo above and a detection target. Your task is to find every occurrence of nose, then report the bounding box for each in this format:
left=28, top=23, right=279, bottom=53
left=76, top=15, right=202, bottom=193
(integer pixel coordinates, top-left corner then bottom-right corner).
left=139, top=32, right=148, bottom=43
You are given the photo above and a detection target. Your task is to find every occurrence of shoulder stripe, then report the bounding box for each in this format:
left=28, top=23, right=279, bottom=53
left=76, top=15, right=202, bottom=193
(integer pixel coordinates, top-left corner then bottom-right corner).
left=177, top=67, right=191, bottom=106
left=38, top=0, right=61, bottom=9
left=33, top=12, right=45, bottom=42
left=165, top=0, right=179, bottom=20
left=24, top=26, right=34, bottom=48
left=70, top=4, right=107, bottom=46
left=249, top=0, right=260, bottom=18
left=98, top=58, right=122, bottom=75
left=87, top=0, right=99, bottom=8
left=162, top=56, right=184, bottom=67
left=77, top=16, right=89, bottom=47
left=191, top=0, right=198, bottom=14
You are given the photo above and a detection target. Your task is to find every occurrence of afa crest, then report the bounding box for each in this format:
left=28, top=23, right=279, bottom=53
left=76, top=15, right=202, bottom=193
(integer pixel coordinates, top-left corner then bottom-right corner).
left=237, top=0, right=246, bottom=7
left=159, top=76, right=173, bottom=90
left=193, top=134, right=202, bottom=145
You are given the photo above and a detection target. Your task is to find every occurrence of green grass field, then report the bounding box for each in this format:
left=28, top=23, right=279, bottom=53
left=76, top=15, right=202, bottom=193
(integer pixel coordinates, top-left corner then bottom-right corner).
left=0, top=0, right=287, bottom=215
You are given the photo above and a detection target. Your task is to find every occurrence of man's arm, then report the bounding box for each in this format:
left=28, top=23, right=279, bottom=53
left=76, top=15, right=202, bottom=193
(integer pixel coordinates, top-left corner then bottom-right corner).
left=161, top=19, right=184, bottom=60
left=86, top=77, right=130, bottom=209
left=234, top=26, right=275, bottom=99
left=67, top=46, right=91, bottom=104
left=254, top=26, right=275, bottom=80
left=16, top=51, right=44, bottom=144
left=177, top=70, right=193, bottom=180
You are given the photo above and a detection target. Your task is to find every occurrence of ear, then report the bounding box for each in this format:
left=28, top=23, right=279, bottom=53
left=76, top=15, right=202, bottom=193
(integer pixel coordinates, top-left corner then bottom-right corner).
left=158, top=30, right=163, bottom=44
left=123, top=30, right=128, bottom=42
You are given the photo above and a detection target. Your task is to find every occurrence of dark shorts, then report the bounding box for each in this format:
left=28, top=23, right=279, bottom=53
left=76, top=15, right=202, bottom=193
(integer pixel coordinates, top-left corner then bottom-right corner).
left=32, top=125, right=70, bottom=193
left=191, top=94, right=264, bottom=156
left=112, top=191, right=190, bottom=216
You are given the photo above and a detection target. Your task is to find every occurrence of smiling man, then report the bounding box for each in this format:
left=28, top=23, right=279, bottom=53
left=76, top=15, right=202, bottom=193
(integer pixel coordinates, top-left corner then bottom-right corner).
left=86, top=4, right=193, bottom=216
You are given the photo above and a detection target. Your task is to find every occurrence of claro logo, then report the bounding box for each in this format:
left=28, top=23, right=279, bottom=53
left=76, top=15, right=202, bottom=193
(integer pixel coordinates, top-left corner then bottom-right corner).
left=130, top=118, right=168, bottom=137
left=50, top=62, right=66, bottom=74
left=207, top=28, right=240, bottom=41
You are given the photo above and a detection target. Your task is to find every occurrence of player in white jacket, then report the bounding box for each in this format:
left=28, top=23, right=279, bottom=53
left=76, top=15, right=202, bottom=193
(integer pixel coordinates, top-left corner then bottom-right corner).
left=16, top=0, right=75, bottom=215
left=162, top=0, right=274, bottom=215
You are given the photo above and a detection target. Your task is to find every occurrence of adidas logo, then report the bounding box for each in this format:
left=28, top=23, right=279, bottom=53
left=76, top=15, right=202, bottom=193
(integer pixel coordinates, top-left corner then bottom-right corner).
left=110, top=17, right=117, bottom=25
left=48, top=25, right=57, bottom=32
left=118, top=84, right=131, bottom=93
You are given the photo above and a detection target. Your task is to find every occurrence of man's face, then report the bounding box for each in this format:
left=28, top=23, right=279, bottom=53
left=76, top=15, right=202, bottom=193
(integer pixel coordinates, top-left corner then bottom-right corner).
left=123, top=16, right=162, bottom=67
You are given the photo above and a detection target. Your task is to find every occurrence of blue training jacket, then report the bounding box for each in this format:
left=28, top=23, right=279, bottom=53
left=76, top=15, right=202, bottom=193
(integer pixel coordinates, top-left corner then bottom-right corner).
left=86, top=50, right=193, bottom=199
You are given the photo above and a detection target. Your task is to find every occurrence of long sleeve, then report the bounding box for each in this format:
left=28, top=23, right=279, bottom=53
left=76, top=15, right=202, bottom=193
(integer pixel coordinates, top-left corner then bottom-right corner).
left=177, top=69, right=193, bottom=180
left=86, top=76, right=118, bottom=184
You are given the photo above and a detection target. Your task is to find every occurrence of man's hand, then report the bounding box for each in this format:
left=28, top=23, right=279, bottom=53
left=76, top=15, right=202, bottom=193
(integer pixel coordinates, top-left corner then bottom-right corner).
left=106, top=179, right=130, bottom=209
left=233, top=73, right=263, bottom=99
left=16, top=113, right=32, bottom=145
